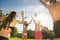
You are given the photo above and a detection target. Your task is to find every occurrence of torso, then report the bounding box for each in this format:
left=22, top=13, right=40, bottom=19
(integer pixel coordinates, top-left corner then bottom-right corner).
left=0, top=19, right=16, bottom=38
left=35, top=23, right=40, bottom=32
left=49, top=2, right=60, bottom=22
left=0, top=28, right=12, bottom=38
left=23, top=26, right=27, bottom=33
left=23, top=24, right=29, bottom=33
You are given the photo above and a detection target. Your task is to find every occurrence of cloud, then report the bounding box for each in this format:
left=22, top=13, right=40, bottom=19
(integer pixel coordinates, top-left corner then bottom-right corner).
left=22, top=5, right=48, bottom=13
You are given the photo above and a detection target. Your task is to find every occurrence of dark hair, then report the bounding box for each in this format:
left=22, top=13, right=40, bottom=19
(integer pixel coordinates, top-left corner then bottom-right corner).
left=50, top=0, right=56, bottom=3
left=2, top=11, right=16, bottom=29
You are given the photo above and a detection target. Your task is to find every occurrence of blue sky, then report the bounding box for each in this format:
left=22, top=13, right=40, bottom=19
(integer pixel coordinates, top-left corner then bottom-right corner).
left=0, top=0, right=40, bottom=10
left=0, top=0, right=60, bottom=9
left=0, top=0, right=60, bottom=33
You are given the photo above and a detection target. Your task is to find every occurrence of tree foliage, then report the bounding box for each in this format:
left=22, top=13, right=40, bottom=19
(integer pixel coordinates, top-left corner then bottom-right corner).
left=0, top=10, right=4, bottom=17
left=10, top=27, right=18, bottom=37
left=27, top=30, right=34, bottom=39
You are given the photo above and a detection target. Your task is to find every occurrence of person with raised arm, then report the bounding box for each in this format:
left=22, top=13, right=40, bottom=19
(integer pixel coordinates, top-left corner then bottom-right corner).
left=21, top=11, right=33, bottom=40
left=33, top=20, right=42, bottom=40
left=0, top=11, right=24, bottom=40
left=39, top=0, right=60, bottom=40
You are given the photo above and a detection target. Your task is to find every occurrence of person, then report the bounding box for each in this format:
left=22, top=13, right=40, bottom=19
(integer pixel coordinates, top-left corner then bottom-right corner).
left=33, top=20, right=42, bottom=40
left=41, top=27, right=49, bottom=39
left=0, top=11, right=23, bottom=40
left=39, top=0, right=60, bottom=40
left=21, top=11, right=33, bottom=40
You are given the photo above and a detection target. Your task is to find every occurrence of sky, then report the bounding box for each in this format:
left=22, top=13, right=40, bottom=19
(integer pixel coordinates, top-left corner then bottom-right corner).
left=0, top=0, right=60, bottom=33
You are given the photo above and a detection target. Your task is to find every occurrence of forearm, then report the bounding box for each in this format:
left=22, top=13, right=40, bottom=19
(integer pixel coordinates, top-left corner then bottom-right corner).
left=39, top=0, right=50, bottom=8
left=22, top=15, right=24, bottom=24
left=28, top=18, right=33, bottom=24
left=21, top=11, right=24, bottom=24
left=16, top=20, right=23, bottom=24
left=43, top=28, right=49, bottom=33
left=0, top=16, right=6, bottom=21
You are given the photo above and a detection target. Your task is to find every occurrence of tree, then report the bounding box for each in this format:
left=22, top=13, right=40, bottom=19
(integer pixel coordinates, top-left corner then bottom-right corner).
left=10, top=27, right=18, bottom=37
left=27, top=30, right=34, bottom=39
left=0, top=10, right=2, bottom=17
left=0, top=10, right=3, bottom=17
left=49, top=30, right=55, bottom=39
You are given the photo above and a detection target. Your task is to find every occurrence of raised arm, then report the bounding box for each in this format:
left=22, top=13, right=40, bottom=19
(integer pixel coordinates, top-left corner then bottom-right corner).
left=0, top=14, right=8, bottom=21
left=16, top=20, right=23, bottom=24
left=16, top=11, right=24, bottom=24
left=21, top=11, right=24, bottom=24
left=28, top=18, right=33, bottom=24
left=33, top=19, right=36, bottom=24
left=39, top=0, right=50, bottom=8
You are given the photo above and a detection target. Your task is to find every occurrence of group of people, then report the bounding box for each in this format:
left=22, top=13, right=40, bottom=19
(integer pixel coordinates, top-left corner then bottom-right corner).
left=0, top=0, right=60, bottom=40
left=0, top=11, right=45, bottom=40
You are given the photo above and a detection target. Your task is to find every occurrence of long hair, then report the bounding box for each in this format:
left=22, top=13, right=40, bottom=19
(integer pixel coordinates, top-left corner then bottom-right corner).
left=2, top=11, right=16, bottom=29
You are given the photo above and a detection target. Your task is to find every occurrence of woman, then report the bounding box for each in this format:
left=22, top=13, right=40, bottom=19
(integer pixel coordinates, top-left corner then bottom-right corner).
left=22, top=20, right=32, bottom=40
left=21, top=11, right=33, bottom=40
left=0, top=11, right=23, bottom=40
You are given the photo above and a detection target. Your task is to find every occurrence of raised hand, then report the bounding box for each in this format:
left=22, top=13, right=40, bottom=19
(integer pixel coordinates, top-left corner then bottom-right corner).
left=21, top=11, right=24, bottom=16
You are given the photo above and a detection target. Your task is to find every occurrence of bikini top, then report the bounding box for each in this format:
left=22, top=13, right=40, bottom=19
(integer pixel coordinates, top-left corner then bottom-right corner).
left=23, top=23, right=29, bottom=28
left=0, top=20, right=15, bottom=30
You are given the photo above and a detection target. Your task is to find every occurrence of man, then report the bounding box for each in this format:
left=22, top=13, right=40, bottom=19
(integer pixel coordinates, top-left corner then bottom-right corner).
left=39, top=0, right=60, bottom=40
left=33, top=20, right=42, bottom=40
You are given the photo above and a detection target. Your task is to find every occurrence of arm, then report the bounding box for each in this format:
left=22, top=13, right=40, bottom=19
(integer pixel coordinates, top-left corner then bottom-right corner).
left=28, top=18, right=33, bottom=24
left=0, top=15, right=8, bottom=21
left=24, top=17, right=27, bottom=19
left=0, top=17, right=5, bottom=21
left=16, top=20, right=23, bottom=24
left=42, top=27, right=49, bottom=33
left=21, top=11, right=24, bottom=24
left=16, top=11, right=24, bottom=24
left=39, top=0, right=50, bottom=8
left=33, top=20, right=36, bottom=24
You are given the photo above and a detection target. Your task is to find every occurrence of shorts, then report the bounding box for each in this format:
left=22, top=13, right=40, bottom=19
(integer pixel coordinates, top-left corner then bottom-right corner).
left=54, top=20, right=60, bottom=38
left=0, top=36, right=9, bottom=40
left=23, top=33, right=27, bottom=36
left=34, top=31, right=42, bottom=39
